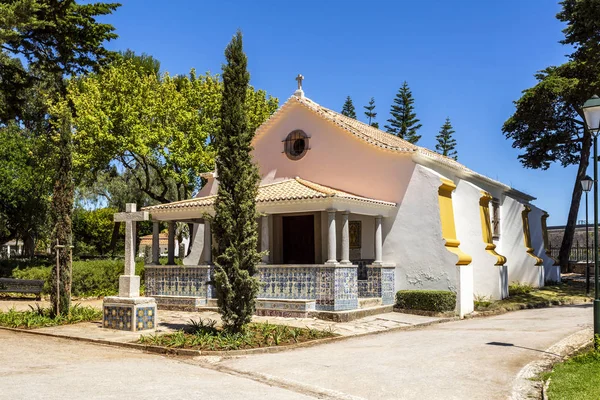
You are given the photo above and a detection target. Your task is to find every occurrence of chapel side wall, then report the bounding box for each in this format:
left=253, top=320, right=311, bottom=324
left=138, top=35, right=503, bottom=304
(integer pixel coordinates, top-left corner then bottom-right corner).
left=497, top=196, right=541, bottom=287
left=386, top=164, right=460, bottom=292
left=453, top=180, right=503, bottom=300
left=252, top=104, right=412, bottom=204
left=530, top=205, right=559, bottom=283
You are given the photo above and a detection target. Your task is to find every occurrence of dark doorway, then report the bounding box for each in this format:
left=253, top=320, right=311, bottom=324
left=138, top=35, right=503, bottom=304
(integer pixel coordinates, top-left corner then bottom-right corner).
left=282, top=215, right=315, bottom=264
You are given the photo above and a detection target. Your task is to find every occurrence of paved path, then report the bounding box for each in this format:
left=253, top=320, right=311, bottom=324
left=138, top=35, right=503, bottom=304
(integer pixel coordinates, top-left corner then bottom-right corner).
left=0, top=329, right=312, bottom=400
left=0, top=305, right=592, bottom=399
left=213, top=304, right=592, bottom=400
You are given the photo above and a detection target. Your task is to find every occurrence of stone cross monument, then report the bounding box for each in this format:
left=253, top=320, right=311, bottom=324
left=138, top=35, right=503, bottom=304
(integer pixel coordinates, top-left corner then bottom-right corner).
left=103, top=203, right=157, bottom=332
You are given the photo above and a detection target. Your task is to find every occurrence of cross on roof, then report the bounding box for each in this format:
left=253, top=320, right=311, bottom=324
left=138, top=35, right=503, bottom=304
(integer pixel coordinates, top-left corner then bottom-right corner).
left=295, top=74, right=304, bottom=90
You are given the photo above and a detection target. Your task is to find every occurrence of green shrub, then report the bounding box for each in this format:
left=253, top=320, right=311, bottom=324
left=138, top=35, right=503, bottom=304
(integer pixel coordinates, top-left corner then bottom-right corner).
left=508, top=282, right=534, bottom=296
left=395, top=290, right=456, bottom=312
left=474, top=294, right=492, bottom=309
left=0, top=257, right=52, bottom=278
left=11, top=259, right=145, bottom=298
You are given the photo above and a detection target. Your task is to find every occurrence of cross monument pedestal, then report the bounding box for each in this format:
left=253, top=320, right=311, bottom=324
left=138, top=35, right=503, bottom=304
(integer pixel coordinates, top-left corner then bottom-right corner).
left=103, top=203, right=157, bottom=332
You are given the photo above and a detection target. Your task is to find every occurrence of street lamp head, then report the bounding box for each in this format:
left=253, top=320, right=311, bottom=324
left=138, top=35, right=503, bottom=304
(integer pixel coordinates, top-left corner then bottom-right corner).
left=583, top=95, right=600, bottom=136
left=582, top=174, right=594, bottom=192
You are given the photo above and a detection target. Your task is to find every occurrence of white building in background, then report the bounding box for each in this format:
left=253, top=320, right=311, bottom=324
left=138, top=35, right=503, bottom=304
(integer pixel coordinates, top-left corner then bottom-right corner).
left=138, top=82, right=557, bottom=318
left=0, top=239, right=23, bottom=259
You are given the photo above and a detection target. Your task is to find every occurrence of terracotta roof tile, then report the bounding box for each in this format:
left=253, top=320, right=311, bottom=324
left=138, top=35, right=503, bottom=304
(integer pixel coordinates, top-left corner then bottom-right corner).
left=143, top=177, right=396, bottom=213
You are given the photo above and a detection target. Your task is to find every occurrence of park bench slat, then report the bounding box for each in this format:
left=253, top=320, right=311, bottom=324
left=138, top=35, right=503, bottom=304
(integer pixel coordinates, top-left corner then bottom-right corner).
left=0, top=278, right=44, bottom=299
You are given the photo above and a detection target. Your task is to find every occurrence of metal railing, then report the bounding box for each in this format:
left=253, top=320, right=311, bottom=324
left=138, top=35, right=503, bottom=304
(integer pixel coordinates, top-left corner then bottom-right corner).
left=549, top=242, right=595, bottom=262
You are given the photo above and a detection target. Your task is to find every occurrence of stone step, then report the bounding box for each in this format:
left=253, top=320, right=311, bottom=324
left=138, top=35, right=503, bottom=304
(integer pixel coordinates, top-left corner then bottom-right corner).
left=310, top=304, right=394, bottom=323
left=153, top=295, right=207, bottom=312
left=206, top=298, right=218, bottom=307
left=359, top=297, right=382, bottom=309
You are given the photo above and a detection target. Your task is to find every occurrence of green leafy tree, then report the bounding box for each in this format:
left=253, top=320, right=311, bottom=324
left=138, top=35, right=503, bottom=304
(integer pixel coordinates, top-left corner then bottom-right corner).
left=70, top=55, right=277, bottom=204
left=435, top=117, right=458, bottom=160
left=341, top=96, right=357, bottom=119
left=385, top=81, right=422, bottom=143
left=72, top=207, right=117, bottom=256
left=364, top=97, right=377, bottom=127
left=0, top=0, right=119, bottom=316
left=211, top=31, right=262, bottom=333
left=503, top=0, right=600, bottom=271
left=0, top=124, right=52, bottom=255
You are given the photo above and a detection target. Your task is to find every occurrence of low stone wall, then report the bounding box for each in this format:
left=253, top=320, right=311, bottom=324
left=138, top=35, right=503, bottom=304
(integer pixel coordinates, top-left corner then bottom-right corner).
left=258, top=265, right=318, bottom=300
left=145, top=264, right=361, bottom=312
left=357, top=265, right=395, bottom=305
left=145, top=265, right=210, bottom=298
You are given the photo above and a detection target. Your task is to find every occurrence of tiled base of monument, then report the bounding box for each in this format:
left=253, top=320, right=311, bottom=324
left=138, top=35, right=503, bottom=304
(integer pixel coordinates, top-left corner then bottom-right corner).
left=103, top=296, right=157, bottom=332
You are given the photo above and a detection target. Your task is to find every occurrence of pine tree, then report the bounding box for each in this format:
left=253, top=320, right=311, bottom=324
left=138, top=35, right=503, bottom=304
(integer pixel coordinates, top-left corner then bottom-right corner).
left=364, top=97, right=377, bottom=126
left=211, top=31, right=262, bottom=333
left=341, top=96, right=357, bottom=119
left=435, top=117, right=458, bottom=160
left=384, top=81, right=422, bottom=143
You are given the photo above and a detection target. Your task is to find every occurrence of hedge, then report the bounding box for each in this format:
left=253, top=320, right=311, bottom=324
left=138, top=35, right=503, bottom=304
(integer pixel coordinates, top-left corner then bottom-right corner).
left=11, top=259, right=145, bottom=298
left=395, top=290, right=456, bottom=312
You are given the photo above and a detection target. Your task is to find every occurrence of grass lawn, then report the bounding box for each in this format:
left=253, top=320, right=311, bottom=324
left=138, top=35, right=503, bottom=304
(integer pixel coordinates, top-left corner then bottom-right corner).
left=474, top=279, right=592, bottom=312
left=139, top=318, right=337, bottom=351
left=546, top=349, right=600, bottom=400
left=0, top=304, right=102, bottom=329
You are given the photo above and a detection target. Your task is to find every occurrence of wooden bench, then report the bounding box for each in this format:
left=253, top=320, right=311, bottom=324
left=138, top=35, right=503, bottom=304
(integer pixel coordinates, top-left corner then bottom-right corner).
left=0, top=278, right=44, bottom=300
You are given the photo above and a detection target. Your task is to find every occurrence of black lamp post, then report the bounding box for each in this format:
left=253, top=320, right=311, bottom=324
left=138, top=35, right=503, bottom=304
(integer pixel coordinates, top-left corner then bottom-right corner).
left=582, top=95, right=600, bottom=344
left=581, top=175, right=593, bottom=296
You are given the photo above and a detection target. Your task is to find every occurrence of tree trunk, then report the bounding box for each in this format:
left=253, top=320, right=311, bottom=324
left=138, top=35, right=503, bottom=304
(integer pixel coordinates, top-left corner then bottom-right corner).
left=109, top=222, right=120, bottom=257
left=559, top=132, right=592, bottom=272
left=50, top=103, right=74, bottom=317
left=22, top=233, right=35, bottom=258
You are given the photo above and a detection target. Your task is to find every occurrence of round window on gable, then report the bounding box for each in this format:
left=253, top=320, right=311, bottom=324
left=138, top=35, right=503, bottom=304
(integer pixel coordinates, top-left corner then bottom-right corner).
left=283, top=130, right=310, bottom=160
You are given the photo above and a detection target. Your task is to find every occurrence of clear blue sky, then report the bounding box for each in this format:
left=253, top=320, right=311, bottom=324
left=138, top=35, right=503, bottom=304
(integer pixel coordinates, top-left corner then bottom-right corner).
left=101, top=0, right=582, bottom=226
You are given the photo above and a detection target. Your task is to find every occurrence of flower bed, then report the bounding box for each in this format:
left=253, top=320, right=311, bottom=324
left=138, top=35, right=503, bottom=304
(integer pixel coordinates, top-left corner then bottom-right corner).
left=138, top=318, right=336, bottom=351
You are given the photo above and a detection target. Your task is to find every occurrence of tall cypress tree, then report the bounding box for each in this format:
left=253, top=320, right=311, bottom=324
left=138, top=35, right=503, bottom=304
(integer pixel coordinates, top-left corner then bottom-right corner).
left=435, top=117, right=458, bottom=160
left=341, top=96, right=357, bottom=119
left=211, top=31, right=261, bottom=333
left=384, top=81, right=422, bottom=143
left=364, top=97, right=377, bottom=127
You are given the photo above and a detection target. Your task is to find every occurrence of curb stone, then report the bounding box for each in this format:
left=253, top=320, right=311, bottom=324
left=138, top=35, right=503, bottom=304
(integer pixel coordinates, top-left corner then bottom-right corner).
left=509, top=327, right=593, bottom=400
left=0, top=315, right=457, bottom=357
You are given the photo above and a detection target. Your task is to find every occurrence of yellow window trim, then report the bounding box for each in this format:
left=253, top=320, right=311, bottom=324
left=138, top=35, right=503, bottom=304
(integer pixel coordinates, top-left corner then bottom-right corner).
left=479, top=192, right=507, bottom=265
left=541, top=212, right=559, bottom=266
left=438, top=178, right=472, bottom=266
left=521, top=205, right=543, bottom=266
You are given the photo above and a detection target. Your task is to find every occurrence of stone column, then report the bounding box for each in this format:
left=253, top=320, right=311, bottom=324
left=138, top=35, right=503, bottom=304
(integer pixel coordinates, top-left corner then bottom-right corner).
left=261, top=215, right=269, bottom=264
left=167, top=221, right=175, bottom=265
left=326, top=209, right=338, bottom=264
left=203, top=219, right=212, bottom=264
left=124, top=204, right=136, bottom=276
left=374, top=215, right=383, bottom=265
left=151, top=222, right=160, bottom=265
left=340, top=211, right=350, bottom=264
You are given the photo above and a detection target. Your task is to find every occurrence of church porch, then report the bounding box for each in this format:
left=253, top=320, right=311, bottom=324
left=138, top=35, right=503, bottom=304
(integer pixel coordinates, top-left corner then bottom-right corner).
left=141, top=178, right=397, bottom=318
